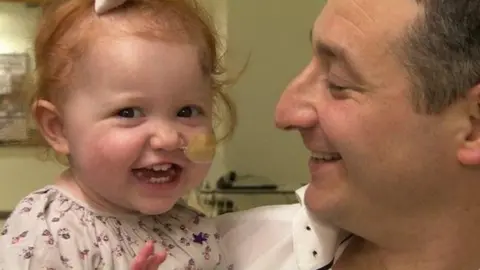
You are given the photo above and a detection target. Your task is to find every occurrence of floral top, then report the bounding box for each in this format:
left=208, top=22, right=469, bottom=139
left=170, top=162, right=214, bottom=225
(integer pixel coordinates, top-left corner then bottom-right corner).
left=0, top=186, right=233, bottom=270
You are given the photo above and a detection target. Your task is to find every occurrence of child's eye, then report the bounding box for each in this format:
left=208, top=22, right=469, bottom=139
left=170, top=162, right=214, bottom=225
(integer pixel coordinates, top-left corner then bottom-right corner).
left=116, top=107, right=144, bottom=118
left=177, top=105, right=203, bottom=118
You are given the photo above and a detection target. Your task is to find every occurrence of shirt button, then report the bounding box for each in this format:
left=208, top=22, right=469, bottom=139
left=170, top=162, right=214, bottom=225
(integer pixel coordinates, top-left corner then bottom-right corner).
left=313, top=250, right=318, bottom=257
left=306, top=226, right=311, bottom=231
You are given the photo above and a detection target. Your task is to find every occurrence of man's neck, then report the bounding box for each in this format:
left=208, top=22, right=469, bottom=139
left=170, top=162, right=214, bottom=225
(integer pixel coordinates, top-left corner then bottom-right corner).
left=335, top=211, right=480, bottom=270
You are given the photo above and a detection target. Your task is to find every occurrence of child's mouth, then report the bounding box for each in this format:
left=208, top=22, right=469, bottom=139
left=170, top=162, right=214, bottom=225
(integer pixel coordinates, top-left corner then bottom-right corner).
left=132, top=163, right=181, bottom=184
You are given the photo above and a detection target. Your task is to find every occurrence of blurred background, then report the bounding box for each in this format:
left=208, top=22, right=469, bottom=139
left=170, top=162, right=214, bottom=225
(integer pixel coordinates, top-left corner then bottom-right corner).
left=0, top=0, right=326, bottom=226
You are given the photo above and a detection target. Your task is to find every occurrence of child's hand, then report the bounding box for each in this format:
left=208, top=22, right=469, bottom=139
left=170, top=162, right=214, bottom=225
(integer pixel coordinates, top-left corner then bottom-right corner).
left=131, top=241, right=167, bottom=270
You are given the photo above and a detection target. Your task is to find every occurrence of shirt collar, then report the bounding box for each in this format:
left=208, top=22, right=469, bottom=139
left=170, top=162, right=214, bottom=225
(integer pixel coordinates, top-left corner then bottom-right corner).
left=293, top=185, right=351, bottom=270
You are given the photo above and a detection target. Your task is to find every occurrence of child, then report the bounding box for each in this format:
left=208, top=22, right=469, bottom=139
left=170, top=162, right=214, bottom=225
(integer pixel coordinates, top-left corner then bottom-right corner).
left=0, top=0, right=235, bottom=269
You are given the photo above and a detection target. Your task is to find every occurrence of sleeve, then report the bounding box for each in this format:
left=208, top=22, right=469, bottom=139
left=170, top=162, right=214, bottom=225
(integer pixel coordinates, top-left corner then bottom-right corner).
left=0, top=203, right=104, bottom=269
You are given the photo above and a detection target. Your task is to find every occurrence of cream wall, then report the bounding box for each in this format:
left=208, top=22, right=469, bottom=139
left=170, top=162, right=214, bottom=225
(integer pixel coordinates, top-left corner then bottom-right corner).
left=224, top=0, right=326, bottom=187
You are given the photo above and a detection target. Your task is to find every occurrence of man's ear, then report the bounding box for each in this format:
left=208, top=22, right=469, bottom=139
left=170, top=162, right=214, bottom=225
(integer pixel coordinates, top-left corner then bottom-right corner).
left=32, top=100, right=70, bottom=155
left=457, top=86, right=480, bottom=166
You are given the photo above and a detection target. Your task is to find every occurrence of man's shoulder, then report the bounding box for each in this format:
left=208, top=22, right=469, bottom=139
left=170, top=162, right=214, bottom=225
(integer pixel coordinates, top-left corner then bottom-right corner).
left=214, top=203, right=301, bottom=235
left=218, top=203, right=301, bottom=222
left=215, top=204, right=302, bottom=269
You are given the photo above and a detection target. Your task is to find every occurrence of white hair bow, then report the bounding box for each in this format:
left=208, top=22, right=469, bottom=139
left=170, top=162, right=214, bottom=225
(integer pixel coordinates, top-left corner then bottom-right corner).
left=94, top=0, right=127, bottom=14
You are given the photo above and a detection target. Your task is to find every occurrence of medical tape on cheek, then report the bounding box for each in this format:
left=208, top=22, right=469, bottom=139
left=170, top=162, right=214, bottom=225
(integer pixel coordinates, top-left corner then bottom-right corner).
left=183, top=132, right=216, bottom=164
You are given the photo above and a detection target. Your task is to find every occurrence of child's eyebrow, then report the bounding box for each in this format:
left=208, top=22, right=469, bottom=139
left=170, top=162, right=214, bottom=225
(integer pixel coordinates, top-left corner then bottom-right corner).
left=97, top=91, right=147, bottom=105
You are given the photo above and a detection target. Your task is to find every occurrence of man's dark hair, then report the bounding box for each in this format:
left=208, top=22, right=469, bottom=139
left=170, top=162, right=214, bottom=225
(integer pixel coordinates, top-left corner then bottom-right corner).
left=402, top=0, right=480, bottom=113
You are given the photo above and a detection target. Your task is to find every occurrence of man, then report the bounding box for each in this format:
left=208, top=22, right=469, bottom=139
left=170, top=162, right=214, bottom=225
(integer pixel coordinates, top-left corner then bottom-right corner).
left=217, top=0, right=480, bottom=269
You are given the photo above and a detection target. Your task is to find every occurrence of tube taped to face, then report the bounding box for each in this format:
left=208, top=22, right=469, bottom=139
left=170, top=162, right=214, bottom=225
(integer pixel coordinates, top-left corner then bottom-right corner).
left=184, top=132, right=216, bottom=163
left=94, top=0, right=127, bottom=15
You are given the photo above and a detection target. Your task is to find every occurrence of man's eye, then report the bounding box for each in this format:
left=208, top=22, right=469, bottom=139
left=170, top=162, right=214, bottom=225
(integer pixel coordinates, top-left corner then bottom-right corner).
left=116, top=108, right=144, bottom=118
left=328, top=82, right=347, bottom=91
left=177, top=106, right=203, bottom=118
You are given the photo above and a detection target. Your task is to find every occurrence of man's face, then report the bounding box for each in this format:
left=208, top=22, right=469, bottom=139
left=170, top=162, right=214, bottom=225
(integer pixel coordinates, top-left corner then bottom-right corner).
left=275, top=0, right=467, bottom=228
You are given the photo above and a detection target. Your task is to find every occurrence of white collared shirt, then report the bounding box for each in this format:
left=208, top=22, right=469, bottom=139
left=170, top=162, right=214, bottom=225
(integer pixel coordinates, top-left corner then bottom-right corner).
left=215, top=186, right=352, bottom=270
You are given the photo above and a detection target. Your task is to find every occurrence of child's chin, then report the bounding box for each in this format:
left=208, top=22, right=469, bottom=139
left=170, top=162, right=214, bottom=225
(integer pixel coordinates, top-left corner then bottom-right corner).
left=136, top=201, right=176, bottom=216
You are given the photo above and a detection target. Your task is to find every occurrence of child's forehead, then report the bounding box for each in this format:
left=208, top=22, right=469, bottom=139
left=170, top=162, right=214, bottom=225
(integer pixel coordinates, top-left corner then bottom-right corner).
left=71, top=35, right=208, bottom=92
left=81, top=35, right=201, bottom=73
left=66, top=13, right=207, bottom=73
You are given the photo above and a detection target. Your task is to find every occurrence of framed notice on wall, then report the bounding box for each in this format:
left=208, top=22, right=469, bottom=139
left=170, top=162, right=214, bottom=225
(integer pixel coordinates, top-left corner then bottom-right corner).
left=0, top=53, right=37, bottom=145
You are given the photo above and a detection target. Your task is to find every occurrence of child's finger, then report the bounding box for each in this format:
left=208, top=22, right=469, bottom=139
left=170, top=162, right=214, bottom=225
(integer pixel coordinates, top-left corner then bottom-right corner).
left=145, top=251, right=167, bottom=270
left=131, top=241, right=155, bottom=269
left=130, top=260, right=144, bottom=270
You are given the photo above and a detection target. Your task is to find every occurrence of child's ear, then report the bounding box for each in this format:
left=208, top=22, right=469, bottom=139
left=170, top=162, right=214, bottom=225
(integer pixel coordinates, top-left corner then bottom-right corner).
left=457, top=86, right=480, bottom=166
left=32, top=100, right=70, bottom=155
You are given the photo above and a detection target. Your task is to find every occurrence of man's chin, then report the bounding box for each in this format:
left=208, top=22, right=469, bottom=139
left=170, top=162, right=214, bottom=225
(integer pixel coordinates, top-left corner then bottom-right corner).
left=304, top=184, right=346, bottom=221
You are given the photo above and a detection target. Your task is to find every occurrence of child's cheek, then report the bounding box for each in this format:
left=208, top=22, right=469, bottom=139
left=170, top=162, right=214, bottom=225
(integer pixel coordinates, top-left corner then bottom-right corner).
left=80, top=129, right=146, bottom=167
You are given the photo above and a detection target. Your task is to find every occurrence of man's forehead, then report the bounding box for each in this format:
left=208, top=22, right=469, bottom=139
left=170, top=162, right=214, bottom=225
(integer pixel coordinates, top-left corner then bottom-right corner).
left=314, top=0, right=421, bottom=37
left=311, top=0, right=421, bottom=61
left=307, top=0, right=422, bottom=86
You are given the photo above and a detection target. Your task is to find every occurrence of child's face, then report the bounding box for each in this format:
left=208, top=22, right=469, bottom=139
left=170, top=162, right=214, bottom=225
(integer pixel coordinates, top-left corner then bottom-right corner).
left=61, top=36, right=213, bottom=215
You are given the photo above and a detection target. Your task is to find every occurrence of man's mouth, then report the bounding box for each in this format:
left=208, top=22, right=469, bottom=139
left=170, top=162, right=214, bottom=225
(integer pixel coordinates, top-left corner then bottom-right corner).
left=132, top=163, right=182, bottom=184
left=311, top=152, right=342, bottom=162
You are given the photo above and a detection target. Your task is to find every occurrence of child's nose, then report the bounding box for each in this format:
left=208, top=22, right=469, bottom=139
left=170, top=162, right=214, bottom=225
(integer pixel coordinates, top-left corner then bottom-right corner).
left=149, top=124, right=182, bottom=151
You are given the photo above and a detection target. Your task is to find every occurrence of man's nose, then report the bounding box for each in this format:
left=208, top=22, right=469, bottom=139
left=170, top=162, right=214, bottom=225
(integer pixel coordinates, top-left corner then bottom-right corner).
left=275, top=64, right=318, bottom=131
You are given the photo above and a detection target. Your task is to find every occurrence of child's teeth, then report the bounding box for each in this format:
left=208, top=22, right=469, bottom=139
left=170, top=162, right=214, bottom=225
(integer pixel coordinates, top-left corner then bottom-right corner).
left=148, top=177, right=171, bottom=183
left=152, top=164, right=172, bottom=171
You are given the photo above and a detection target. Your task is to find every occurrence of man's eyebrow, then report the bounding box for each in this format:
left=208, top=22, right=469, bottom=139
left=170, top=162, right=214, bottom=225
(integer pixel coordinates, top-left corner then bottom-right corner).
left=309, top=29, right=366, bottom=84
